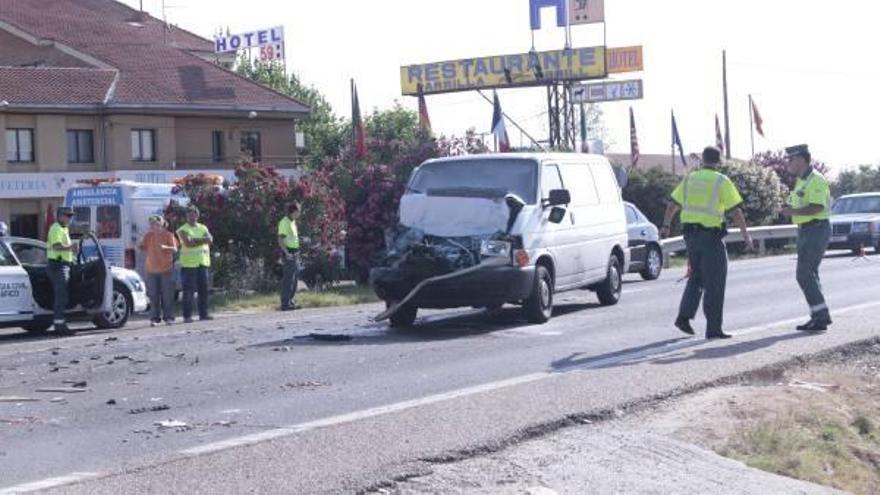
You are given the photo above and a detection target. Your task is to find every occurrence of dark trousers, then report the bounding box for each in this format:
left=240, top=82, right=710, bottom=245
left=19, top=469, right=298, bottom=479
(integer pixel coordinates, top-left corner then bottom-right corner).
left=796, top=221, right=831, bottom=320
left=678, top=228, right=728, bottom=336
left=146, top=271, right=175, bottom=322
left=280, top=253, right=299, bottom=309
left=181, top=266, right=209, bottom=320
left=47, top=260, right=70, bottom=326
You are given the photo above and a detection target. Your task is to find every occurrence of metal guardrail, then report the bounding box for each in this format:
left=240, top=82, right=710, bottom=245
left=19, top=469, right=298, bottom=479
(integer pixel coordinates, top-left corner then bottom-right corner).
left=660, top=224, right=800, bottom=256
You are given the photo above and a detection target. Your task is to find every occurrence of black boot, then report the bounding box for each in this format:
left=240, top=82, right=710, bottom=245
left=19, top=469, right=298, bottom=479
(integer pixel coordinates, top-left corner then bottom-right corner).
left=675, top=317, right=695, bottom=336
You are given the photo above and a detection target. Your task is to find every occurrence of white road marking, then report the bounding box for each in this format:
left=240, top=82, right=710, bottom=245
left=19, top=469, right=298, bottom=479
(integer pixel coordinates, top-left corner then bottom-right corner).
left=0, top=472, right=100, bottom=494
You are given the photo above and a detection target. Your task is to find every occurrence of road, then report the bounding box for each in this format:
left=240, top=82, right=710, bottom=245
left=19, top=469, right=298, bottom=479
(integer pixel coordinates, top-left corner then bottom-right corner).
left=1, top=252, right=879, bottom=494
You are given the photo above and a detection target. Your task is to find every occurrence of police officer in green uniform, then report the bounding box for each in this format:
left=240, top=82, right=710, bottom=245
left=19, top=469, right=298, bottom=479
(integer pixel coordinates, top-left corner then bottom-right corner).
left=661, top=146, right=755, bottom=339
left=780, top=144, right=832, bottom=332
left=47, top=206, right=77, bottom=336
left=277, top=202, right=301, bottom=311
left=176, top=207, right=213, bottom=323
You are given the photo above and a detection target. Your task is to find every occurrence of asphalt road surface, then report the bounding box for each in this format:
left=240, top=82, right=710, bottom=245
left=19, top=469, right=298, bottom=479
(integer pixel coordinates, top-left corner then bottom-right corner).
left=1, top=251, right=879, bottom=494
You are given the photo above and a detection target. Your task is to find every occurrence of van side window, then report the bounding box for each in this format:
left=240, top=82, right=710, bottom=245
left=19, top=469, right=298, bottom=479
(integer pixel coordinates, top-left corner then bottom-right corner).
left=558, top=163, right=599, bottom=206
left=97, top=206, right=121, bottom=239
left=590, top=162, right=621, bottom=204
left=69, top=207, right=91, bottom=239
left=541, top=164, right=564, bottom=200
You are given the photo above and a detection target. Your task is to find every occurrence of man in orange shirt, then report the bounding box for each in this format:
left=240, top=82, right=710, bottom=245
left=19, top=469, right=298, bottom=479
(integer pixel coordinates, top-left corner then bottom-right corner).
left=138, top=215, right=178, bottom=326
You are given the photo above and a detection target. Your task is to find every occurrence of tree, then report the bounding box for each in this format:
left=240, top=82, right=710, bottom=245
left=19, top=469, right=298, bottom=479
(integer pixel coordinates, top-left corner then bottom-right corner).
left=235, top=58, right=345, bottom=168
left=832, top=164, right=880, bottom=197
left=752, top=150, right=830, bottom=191
left=622, top=167, right=680, bottom=230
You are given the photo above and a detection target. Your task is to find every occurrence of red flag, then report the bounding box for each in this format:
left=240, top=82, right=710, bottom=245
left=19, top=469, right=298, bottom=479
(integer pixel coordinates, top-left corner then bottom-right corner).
left=715, top=114, right=725, bottom=153
left=351, top=79, right=367, bottom=159
left=491, top=91, right=510, bottom=152
left=629, top=107, right=639, bottom=167
left=43, top=203, right=55, bottom=241
left=417, top=87, right=431, bottom=134
left=751, top=97, right=765, bottom=137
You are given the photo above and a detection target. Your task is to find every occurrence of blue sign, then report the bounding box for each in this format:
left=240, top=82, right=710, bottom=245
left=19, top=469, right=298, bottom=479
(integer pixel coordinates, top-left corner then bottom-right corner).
left=530, top=0, right=568, bottom=30
left=66, top=187, right=123, bottom=207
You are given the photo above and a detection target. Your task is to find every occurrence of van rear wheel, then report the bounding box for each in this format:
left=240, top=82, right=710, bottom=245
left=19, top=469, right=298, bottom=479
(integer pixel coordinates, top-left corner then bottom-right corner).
left=597, top=255, right=623, bottom=306
left=523, top=265, right=553, bottom=324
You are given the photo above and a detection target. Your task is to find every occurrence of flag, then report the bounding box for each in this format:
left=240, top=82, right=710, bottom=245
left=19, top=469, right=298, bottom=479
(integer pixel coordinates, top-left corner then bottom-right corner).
left=629, top=107, right=640, bottom=167
left=671, top=110, right=687, bottom=167
left=491, top=91, right=510, bottom=152
left=751, top=96, right=764, bottom=137
left=43, top=203, right=55, bottom=241
left=417, top=87, right=431, bottom=134
left=714, top=114, right=725, bottom=153
left=580, top=105, right=589, bottom=153
left=351, top=79, right=367, bottom=159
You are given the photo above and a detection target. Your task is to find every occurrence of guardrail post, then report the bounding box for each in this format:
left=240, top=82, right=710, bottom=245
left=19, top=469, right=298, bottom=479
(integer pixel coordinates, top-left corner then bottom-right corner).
left=758, top=238, right=766, bottom=255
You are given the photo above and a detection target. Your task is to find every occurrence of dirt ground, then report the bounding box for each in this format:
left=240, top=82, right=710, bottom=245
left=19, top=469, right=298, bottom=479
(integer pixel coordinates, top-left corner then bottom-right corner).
left=631, top=341, right=880, bottom=495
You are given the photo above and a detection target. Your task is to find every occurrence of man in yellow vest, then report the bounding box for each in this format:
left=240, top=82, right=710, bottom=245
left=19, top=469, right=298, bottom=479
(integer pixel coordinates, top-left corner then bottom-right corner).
left=277, top=202, right=301, bottom=311
left=176, top=207, right=213, bottom=323
left=661, top=146, right=755, bottom=339
left=780, top=144, right=832, bottom=332
left=47, top=206, right=77, bottom=335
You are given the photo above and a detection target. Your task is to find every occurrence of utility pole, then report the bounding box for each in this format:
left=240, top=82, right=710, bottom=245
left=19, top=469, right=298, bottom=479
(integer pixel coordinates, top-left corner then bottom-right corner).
left=722, top=50, right=731, bottom=159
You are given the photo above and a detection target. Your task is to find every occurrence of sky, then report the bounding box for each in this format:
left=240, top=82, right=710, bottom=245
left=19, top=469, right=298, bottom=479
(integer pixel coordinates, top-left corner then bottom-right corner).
left=125, top=0, right=879, bottom=172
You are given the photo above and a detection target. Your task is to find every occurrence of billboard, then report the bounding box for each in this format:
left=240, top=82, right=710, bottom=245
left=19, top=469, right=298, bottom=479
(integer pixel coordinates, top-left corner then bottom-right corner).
left=569, top=0, right=605, bottom=25
left=572, top=79, right=643, bottom=104
left=401, top=46, right=606, bottom=96
left=607, top=46, right=644, bottom=74
left=215, top=26, right=285, bottom=55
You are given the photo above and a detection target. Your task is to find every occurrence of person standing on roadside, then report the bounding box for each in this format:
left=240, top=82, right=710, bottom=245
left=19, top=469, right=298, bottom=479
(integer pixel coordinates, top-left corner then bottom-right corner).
left=139, top=215, right=178, bottom=326
left=278, top=202, right=301, bottom=311
left=660, top=146, right=755, bottom=340
left=780, top=144, right=833, bottom=333
left=176, top=207, right=213, bottom=323
left=47, top=206, right=77, bottom=336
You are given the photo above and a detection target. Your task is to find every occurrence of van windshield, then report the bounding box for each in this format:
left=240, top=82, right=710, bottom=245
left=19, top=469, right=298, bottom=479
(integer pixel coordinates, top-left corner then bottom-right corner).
left=408, top=159, right=538, bottom=204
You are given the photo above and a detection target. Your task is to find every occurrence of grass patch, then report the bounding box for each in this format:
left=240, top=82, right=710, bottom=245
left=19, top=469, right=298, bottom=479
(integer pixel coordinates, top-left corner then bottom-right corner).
left=724, top=407, right=880, bottom=494
left=211, top=285, right=378, bottom=312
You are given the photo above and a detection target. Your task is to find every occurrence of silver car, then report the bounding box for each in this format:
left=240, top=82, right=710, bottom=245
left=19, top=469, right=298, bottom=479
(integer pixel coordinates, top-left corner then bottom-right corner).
left=624, top=202, right=663, bottom=280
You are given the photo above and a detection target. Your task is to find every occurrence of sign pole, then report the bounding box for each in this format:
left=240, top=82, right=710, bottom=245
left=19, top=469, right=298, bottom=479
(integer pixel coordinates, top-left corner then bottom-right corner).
left=722, top=50, right=732, bottom=159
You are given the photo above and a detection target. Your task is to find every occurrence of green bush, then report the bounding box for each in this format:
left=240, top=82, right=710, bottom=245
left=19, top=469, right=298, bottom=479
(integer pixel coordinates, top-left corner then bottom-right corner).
left=622, top=167, right=680, bottom=230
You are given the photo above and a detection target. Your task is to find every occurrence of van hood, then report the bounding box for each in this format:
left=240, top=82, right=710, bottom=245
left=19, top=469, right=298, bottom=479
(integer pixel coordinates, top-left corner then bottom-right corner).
left=399, top=193, right=511, bottom=237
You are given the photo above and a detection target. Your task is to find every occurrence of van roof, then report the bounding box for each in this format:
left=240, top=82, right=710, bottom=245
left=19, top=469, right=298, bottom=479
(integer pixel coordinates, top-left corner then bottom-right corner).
left=423, top=152, right=611, bottom=166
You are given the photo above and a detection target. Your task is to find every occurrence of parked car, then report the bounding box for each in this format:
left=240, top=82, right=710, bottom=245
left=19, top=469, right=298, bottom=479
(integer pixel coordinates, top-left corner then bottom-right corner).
left=2, top=233, right=148, bottom=332
left=371, top=153, right=628, bottom=327
left=624, top=202, right=663, bottom=280
left=829, top=193, right=880, bottom=253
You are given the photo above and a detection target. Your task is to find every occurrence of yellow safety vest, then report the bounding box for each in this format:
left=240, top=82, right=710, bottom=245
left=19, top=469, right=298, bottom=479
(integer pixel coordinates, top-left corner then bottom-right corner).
left=790, top=170, right=831, bottom=225
left=277, top=217, right=300, bottom=249
left=177, top=223, right=211, bottom=268
left=47, top=222, right=74, bottom=263
left=671, top=168, right=743, bottom=228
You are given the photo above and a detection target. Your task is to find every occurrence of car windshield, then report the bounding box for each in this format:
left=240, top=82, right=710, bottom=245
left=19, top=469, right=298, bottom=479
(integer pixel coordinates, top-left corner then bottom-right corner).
left=832, top=196, right=880, bottom=214
left=0, top=242, right=18, bottom=267
left=408, top=159, right=539, bottom=204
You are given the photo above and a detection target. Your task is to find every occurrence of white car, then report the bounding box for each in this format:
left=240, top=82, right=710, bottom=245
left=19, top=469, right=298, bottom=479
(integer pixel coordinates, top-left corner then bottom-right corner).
left=0, top=232, right=148, bottom=334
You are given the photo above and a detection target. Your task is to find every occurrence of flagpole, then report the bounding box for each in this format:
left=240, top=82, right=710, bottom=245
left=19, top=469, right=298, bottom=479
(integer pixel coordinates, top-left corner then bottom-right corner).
left=476, top=89, right=544, bottom=150
left=722, top=50, right=732, bottom=159
left=749, top=94, right=755, bottom=158
left=671, top=110, right=676, bottom=176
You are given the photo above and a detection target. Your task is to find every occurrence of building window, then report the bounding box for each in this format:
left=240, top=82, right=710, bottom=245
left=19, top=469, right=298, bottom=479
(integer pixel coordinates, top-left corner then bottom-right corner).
left=6, top=128, right=34, bottom=163
left=67, top=130, right=95, bottom=163
left=212, top=130, right=225, bottom=163
left=10, top=214, right=38, bottom=239
left=240, top=131, right=261, bottom=162
left=131, top=129, right=156, bottom=162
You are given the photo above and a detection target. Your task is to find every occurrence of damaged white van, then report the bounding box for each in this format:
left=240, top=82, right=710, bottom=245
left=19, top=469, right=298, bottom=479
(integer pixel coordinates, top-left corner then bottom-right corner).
left=371, top=153, right=628, bottom=327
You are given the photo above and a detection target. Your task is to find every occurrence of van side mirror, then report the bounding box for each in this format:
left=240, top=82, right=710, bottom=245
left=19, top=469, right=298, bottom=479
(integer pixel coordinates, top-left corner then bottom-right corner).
left=549, top=207, right=566, bottom=224
left=547, top=189, right=571, bottom=207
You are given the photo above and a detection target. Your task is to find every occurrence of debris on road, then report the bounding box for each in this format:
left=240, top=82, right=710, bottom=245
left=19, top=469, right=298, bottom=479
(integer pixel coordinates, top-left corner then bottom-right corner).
left=154, top=419, right=191, bottom=432
left=282, top=381, right=329, bottom=390
left=35, top=387, right=88, bottom=393
left=305, top=333, right=352, bottom=342
left=106, top=399, right=117, bottom=405
left=212, top=420, right=236, bottom=427
left=104, top=337, right=118, bottom=342
left=129, top=404, right=171, bottom=414
left=50, top=397, right=66, bottom=404
left=62, top=380, right=88, bottom=388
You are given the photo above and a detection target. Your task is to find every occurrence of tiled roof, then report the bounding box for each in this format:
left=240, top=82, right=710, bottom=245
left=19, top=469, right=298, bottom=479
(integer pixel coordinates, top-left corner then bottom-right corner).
left=0, top=67, right=116, bottom=106
left=0, top=0, right=309, bottom=114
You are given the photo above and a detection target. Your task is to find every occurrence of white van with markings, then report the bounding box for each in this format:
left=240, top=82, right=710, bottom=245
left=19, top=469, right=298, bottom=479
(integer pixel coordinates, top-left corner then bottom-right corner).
left=371, top=153, right=628, bottom=327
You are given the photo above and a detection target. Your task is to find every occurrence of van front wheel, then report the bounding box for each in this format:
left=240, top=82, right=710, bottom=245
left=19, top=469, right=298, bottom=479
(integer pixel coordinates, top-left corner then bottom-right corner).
left=596, top=255, right=623, bottom=306
left=523, top=265, right=553, bottom=324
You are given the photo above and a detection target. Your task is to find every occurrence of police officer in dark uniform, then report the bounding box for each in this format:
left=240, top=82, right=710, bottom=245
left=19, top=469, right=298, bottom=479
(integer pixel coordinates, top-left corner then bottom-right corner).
left=780, top=144, right=833, bottom=332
